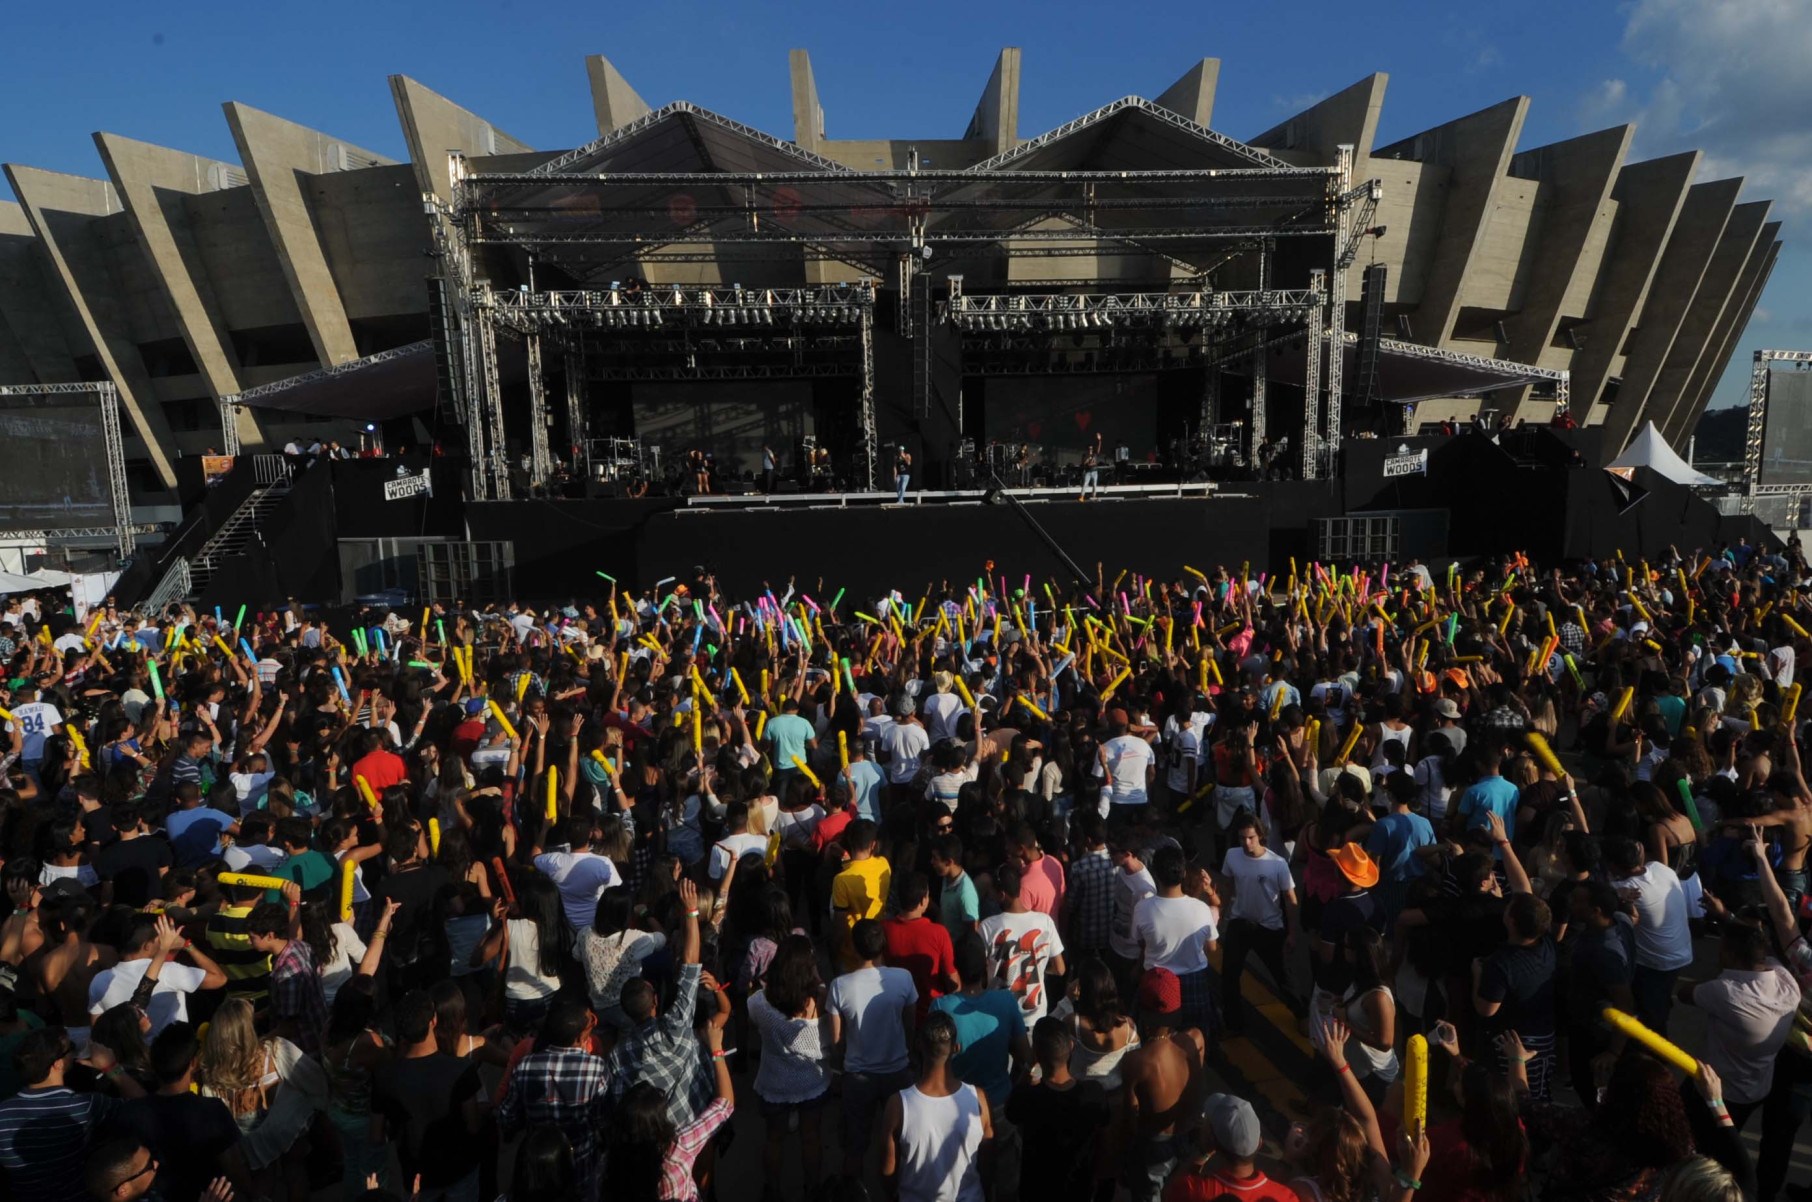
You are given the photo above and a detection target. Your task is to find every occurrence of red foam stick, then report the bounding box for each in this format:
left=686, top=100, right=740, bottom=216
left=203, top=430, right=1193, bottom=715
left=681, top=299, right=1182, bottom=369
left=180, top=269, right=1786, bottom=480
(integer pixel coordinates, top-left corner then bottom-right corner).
left=491, top=856, right=515, bottom=904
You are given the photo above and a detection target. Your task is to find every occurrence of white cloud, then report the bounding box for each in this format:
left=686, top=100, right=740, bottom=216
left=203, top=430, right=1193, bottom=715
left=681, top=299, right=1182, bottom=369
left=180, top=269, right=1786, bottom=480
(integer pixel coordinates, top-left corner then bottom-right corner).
left=1588, top=0, right=1812, bottom=215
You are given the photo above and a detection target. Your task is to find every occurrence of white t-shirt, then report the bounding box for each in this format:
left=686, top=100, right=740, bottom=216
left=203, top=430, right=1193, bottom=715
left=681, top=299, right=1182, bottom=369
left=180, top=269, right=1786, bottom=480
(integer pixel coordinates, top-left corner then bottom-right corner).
left=1165, top=713, right=1211, bottom=794
left=978, top=909, right=1066, bottom=1028
left=1102, top=735, right=1155, bottom=806
left=533, top=849, right=622, bottom=930
left=1133, top=894, right=1218, bottom=975
left=1771, top=645, right=1796, bottom=691
left=922, top=692, right=968, bottom=744
left=882, top=721, right=932, bottom=785
left=710, top=831, right=769, bottom=881
left=1220, top=847, right=1295, bottom=930
left=827, top=964, right=918, bottom=1073
left=320, top=921, right=368, bottom=1006
left=1110, top=864, right=1157, bottom=961
left=1693, top=963, right=1800, bottom=1104
left=88, top=958, right=208, bottom=1036
left=12, top=701, right=62, bottom=761
left=504, top=919, right=562, bottom=1000
left=230, top=771, right=277, bottom=814
left=222, top=843, right=286, bottom=873
left=1622, top=862, right=1694, bottom=971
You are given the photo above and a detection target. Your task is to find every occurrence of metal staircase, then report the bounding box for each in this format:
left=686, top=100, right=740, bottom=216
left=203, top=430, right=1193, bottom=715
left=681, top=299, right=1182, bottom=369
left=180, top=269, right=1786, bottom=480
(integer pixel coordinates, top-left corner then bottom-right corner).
left=187, top=473, right=293, bottom=597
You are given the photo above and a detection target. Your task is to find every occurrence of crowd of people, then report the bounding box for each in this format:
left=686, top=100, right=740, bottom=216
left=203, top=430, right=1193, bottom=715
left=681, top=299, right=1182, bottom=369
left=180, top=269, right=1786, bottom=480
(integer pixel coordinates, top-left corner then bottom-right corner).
left=0, top=536, right=1807, bottom=1202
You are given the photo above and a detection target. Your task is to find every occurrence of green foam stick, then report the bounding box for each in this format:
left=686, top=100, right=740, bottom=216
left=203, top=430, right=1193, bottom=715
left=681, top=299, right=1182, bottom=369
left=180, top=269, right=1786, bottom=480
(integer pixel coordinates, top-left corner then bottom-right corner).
left=148, top=658, right=164, bottom=701
left=596, top=571, right=616, bottom=582
left=830, top=588, right=845, bottom=610
left=436, top=619, right=447, bottom=645
left=234, top=604, right=247, bottom=633
left=408, top=660, right=435, bottom=669
left=1675, top=778, right=1704, bottom=832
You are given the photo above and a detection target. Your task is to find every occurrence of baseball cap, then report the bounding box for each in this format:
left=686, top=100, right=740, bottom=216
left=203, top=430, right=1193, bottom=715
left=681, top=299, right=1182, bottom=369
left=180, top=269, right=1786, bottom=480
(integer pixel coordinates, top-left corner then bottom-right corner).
left=1137, top=967, right=1181, bottom=1015
left=465, top=699, right=486, bottom=716
left=1204, top=1093, right=1262, bottom=1158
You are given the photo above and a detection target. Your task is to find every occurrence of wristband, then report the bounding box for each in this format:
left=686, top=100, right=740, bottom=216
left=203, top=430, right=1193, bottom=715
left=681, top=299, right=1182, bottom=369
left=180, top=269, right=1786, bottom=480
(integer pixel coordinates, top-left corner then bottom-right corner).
left=1334, top=1062, right=1352, bottom=1074
left=1394, top=1173, right=1422, bottom=1191
left=710, top=1048, right=733, bottom=1060
left=1707, top=1098, right=1727, bottom=1112
left=686, top=909, right=700, bottom=918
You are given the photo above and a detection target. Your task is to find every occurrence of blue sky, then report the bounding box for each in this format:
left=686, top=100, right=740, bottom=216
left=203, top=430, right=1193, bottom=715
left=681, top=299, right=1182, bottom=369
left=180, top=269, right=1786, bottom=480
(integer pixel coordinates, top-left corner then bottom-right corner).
left=3, top=0, right=1805, bottom=411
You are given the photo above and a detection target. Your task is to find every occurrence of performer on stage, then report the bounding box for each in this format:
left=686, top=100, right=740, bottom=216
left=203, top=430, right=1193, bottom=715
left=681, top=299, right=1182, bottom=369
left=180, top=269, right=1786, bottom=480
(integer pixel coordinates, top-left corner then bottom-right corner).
left=761, top=443, right=777, bottom=494
left=1079, top=432, right=1103, bottom=501
left=687, top=447, right=711, bottom=495
left=893, top=444, right=912, bottom=503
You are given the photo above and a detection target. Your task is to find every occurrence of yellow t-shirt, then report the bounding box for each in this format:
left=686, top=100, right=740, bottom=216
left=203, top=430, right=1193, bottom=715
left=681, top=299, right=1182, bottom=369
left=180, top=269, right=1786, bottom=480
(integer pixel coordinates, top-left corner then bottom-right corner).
left=831, top=855, right=892, bottom=968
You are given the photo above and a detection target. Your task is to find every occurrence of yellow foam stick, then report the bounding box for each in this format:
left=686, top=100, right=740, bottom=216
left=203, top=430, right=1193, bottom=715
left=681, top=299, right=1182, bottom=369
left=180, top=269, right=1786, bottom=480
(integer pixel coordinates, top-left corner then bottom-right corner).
left=212, top=635, right=234, bottom=658
left=546, top=767, right=559, bottom=820
left=218, top=872, right=290, bottom=892
left=67, top=725, right=90, bottom=770
left=589, top=747, right=618, bottom=778
left=691, top=705, right=703, bottom=755
left=1183, top=565, right=1208, bottom=582
left=1610, top=685, right=1635, bottom=726
left=1525, top=731, right=1566, bottom=780
left=1403, top=1033, right=1429, bottom=1139
left=1629, top=594, right=1652, bottom=623
left=1018, top=694, right=1050, bottom=721
left=759, top=668, right=771, bottom=703
left=730, top=667, right=750, bottom=706
left=791, top=756, right=822, bottom=789
left=516, top=672, right=531, bottom=702
left=1498, top=603, right=1516, bottom=637
left=1334, top=721, right=1364, bottom=766
left=1306, top=717, right=1321, bottom=752
left=1602, top=1007, right=1698, bottom=1074
left=953, top=676, right=977, bottom=710
left=1101, top=667, right=1132, bottom=703
left=354, top=774, right=379, bottom=810
left=338, top=858, right=357, bottom=922
left=838, top=730, right=850, bottom=773
left=1785, top=615, right=1810, bottom=639
left=428, top=818, right=441, bottom=857
left=1269, top=686, right=1288, bottom=720
left=1206, top=656, right=1223, bottom=685
left=755, top=711, right=767, bottom=742
left=487, top=699, right=519, bottom=742
left=1785, top=682, right=1802, bottom=726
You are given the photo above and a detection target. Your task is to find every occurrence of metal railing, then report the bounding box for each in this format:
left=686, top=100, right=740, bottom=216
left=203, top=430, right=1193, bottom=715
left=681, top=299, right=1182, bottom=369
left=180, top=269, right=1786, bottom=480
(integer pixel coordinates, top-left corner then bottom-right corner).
left=252, top=454, right=292, bottom=485
left=142, top=557, right=192, bottom=613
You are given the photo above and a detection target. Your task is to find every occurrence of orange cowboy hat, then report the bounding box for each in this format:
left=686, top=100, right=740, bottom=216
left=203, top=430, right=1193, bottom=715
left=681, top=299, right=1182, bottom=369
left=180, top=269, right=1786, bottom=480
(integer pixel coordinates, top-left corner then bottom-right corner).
left=1328, top=842, right=1380, bottom=889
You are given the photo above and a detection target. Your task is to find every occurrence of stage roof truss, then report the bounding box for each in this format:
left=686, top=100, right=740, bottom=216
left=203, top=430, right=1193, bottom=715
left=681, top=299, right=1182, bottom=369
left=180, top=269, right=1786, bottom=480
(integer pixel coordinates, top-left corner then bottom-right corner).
left=485, top=283, right=876, bottom=336
left=947, top=288, right=1319, bottom=334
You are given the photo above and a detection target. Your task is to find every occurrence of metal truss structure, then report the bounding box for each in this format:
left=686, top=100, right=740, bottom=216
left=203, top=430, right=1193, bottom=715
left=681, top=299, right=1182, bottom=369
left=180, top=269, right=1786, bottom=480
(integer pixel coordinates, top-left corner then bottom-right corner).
left=1743, top=349, right=1812, bottom=512
left=947, top=288, right=1319, bottom=333
left=0, top=382, right=136, bottom=556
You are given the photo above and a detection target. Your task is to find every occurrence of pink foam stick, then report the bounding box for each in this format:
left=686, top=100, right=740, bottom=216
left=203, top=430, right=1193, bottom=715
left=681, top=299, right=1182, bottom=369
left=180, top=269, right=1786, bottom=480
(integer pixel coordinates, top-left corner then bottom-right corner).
left=1023, top=574, right=1031, bottom=593
left=1085, top=593, right=1099, bottom=608
left=1193, top=601, right=1204, bottom=627
left=736, top=615, right=745, bottom=635
left=801, top=595, right=820, bottom=613
left=709, top=604, right=722, bottom=628
left=1379, top=563, right=1390, bottom=589
left=1120, top=591, right=1132, bottom=614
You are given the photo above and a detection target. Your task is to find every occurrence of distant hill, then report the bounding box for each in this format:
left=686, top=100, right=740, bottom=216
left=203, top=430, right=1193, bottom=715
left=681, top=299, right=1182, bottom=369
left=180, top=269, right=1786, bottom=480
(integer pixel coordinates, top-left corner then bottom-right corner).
left=1692, top=406, right=1748, bottom=463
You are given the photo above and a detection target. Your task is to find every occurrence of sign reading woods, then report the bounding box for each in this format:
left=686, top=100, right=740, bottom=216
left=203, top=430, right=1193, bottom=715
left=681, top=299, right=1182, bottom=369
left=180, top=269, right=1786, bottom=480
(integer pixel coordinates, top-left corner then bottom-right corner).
left=1382, top=447, right=1429, bottom=478
left=383, top=472, right=433, bottom=501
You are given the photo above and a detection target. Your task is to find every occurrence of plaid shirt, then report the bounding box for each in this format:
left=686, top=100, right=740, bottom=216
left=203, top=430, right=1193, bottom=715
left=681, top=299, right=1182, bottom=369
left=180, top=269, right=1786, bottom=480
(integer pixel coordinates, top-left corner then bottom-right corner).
left=604, top=962, right=707, bottom=1127
left=1559, top=621, right=1586, bottom=656
left=270, top=939, right=326, bottom=1055
left=662, top=1096, right=733, bottom=1201
left=1066, top=848, right=1116, bottom=954
left=498, top=1044, right=610, bottom=1195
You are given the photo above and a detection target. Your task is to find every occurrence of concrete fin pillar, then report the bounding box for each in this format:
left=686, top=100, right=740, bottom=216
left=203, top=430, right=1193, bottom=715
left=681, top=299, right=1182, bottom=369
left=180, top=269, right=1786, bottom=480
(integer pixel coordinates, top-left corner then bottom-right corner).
left=224, top=102, right=393, bottom=368
left=1600, top=176, right=1742, bottom=453
left=1374, top=96, right=1529, bottom=346
left=789, top=50, right=825, bottom=153
left=389, top=75, right=534, bottom=202
left=3, top=164, right=179, bottom=486
left=1497, top=124, right=1633, bottom=417
left=1675, top=226, right=1780, bottom=441
left=1646, top=200, right=1770, bottom=441
left=1248, top=73, right=1386, bottom=166
left=964, top=48, right=1021, bottom=155
left=0, top=201, right=85, bottom=383
left=587, top=55, right=652, bottom=137
left=92, top=132, right=265, bottom=448
left=1563, top=151, right=1698, bottom=423
left=1153, top=59, right=1220, bottom=129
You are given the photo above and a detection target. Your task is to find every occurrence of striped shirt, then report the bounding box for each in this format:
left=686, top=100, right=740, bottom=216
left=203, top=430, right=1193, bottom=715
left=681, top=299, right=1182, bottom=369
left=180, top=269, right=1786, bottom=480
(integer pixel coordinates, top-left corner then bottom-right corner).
left=205, top=903, right=272, bottom=1010
left=0, top=1086, right=115, bottom=1202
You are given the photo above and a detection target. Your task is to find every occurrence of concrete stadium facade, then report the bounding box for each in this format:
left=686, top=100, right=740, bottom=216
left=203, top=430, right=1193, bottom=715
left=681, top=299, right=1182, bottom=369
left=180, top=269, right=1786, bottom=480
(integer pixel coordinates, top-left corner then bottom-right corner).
left=0, top=51, right=1780, bottom=512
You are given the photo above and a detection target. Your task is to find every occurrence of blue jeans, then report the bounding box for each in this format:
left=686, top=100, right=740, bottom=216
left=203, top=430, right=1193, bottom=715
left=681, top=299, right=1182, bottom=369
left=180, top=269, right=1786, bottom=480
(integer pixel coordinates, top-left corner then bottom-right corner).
left=895, top=474, right=909, bottom=502
left=1082, top=468, right=1099, bottom=496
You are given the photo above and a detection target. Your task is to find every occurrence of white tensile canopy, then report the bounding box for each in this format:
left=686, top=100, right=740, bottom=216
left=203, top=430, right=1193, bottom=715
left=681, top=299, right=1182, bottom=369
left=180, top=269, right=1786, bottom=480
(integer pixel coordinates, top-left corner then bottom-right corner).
left=1608, top=422, right=1719, bottom=486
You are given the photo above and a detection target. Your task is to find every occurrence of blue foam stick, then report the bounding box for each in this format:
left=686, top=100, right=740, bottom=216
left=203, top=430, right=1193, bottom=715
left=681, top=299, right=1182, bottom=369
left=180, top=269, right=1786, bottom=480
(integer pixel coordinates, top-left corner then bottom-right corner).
left=239, top=638, right=256, bottom=661
left=331, top=666, right=350, bottom=704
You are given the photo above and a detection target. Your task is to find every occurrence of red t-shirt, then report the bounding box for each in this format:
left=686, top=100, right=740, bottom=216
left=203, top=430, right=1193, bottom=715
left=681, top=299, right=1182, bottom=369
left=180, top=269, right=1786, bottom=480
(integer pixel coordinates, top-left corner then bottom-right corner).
left=449, top=718, right=487, bottom=758
left=1165, top=1166, right=1299, bottom=1202
left=351, top=748, right=407, bottom=793
left=810, top=806, right=856, bottom=854
left=883, top=915, right=956, bottom=1019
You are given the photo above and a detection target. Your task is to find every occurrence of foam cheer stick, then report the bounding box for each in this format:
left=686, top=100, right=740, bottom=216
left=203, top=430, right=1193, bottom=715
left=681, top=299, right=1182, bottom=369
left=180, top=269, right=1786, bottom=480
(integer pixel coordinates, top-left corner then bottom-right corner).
left=1524, top=731, right=1566, bottom=780
left=354, top=774, right=379, bottom=810
left=338, top=858, right=357, bottom=922
left=546, top=767, right=559, bottom=820
left=1101, top=667, right=1132, bottom=702
left=427, top=818, right=441, bottom=857
left=487, top=699, right=519, bottom=742
left=838, top=730, right=850, bottom=773
left=589, top=748, right=617, bottom=778
left=218, top=872, right=290, bottom=892
left=1785, top=682, right=1803, bottom=726
left=1334, top=721, right=1364, bottom=766
left=1610, top=685, right=1635, bottom=726
left=1602, top=1007, right=1698, bottom=1074
left=491, top=856, right=515, bottom=904
left=791, top=756, right=822, bottom=789
left=1403, top=1034, right=1429, bottom=1139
